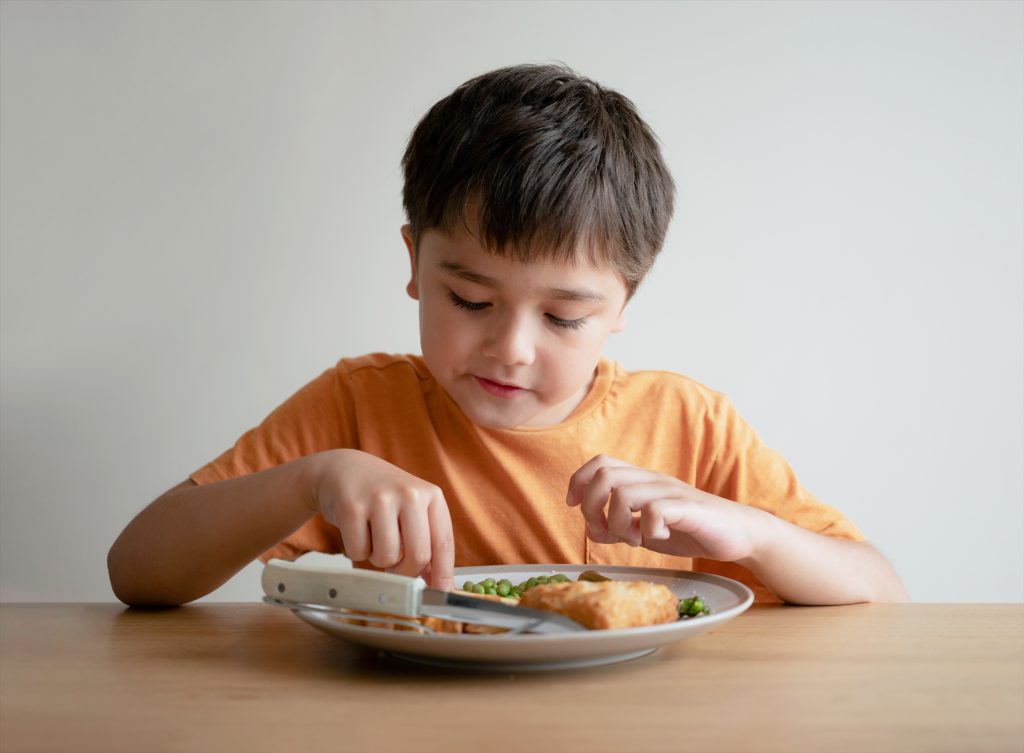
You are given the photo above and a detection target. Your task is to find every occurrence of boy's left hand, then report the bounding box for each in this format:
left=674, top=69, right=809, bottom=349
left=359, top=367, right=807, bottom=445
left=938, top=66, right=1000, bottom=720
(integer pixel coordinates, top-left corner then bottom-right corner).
left=566, top=454, right=764, bottom=563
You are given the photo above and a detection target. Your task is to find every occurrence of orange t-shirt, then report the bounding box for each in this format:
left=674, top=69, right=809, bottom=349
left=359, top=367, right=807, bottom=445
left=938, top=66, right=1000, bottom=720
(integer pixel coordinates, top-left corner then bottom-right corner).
left=191, top=353, right=862, bottom=602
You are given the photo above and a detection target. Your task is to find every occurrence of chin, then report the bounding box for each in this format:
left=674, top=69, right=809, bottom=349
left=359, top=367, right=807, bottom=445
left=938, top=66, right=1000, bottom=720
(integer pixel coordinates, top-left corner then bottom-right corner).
left=461, top=407, right=527, bottom=430
left=452, top=395, right=535, bottom=429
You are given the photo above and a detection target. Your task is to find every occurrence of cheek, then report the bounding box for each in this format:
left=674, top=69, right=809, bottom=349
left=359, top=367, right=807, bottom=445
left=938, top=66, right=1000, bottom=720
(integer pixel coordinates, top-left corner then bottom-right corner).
left=545, top=333, right=605, bottom=390
left=421, top=302, right=469, bottom=359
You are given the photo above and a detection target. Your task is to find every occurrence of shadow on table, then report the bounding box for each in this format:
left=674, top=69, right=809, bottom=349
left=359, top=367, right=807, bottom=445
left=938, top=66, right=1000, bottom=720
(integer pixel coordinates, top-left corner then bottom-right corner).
left=108, top=603, right=669, bottom=685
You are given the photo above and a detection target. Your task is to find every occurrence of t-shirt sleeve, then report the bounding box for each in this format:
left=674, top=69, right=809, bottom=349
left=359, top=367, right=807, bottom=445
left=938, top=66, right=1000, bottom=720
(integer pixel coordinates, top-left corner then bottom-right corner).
left=692, top=394, right=863, bottom=604
left=189, top=362, right=357, bottom=562
left=700, top=394, right=863, bottom=541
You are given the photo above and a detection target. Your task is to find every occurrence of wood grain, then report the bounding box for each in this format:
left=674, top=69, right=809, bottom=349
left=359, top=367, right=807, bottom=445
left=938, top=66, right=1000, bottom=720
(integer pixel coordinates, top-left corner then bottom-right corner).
left=2, top=603, right=1022, bottom=753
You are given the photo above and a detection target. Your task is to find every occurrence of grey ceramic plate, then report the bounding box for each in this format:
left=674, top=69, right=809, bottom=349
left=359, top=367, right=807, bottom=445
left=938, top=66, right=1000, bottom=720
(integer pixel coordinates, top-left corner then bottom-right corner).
left=289, top=564, right=754, bottom=671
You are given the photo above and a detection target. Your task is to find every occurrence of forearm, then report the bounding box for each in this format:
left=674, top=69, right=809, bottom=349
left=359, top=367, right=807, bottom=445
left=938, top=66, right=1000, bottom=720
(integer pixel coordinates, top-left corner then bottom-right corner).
left=739, top=510, right=909, bottom=605
left=107, top=455, right=321, bottom=607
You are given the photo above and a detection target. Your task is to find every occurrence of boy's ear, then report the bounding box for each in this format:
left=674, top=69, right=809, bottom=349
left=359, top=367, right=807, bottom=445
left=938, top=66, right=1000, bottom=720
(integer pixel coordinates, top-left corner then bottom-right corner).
left=401, top=224, right=419, bottom=300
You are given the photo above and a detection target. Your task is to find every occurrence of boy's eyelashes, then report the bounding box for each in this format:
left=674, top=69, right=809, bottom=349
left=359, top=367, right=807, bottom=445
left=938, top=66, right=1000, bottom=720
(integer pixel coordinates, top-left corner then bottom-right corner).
left=547, top=314, right=588, bottom=331
left=446, top=291, right=588, bottom=331
left=447, top=290, right=489, bottom=312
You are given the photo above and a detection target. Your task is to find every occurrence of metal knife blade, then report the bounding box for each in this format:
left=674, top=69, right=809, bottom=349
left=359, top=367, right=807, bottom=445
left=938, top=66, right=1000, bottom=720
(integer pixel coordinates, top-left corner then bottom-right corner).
left=420, top=588, right=585, bottom=634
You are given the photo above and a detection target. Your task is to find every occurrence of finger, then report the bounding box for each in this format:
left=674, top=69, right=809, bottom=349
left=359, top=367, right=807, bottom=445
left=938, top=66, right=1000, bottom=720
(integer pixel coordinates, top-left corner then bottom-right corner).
left=585, top=521, right=622, bottom=545
left=566, top=454, right=631, bottom=507
left=419, top=562, right=433, bottom=585
left=337, top=507, right=371, bottom=562
left=426, top=492, right=456, bottom=591
left=607, top=483, right=690, bottom=545
left=606, top=488, right=642, bottom=546
left=579, top=465, right=660, bottom=534
left=638, top=499, right=683, bottom=540
left=368, top=499, right=401, bottom=568
left=389, top=502, right=432, bottom=579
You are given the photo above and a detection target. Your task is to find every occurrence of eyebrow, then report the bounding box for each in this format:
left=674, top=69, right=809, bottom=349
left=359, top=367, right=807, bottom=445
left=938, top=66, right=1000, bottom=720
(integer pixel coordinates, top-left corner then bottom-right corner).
left=438, top=261, right=607, bottom=302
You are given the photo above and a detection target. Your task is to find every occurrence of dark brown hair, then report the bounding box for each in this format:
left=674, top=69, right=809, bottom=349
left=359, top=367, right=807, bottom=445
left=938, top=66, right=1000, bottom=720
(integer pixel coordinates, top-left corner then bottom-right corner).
left=401, top=63, right=675, bottom=296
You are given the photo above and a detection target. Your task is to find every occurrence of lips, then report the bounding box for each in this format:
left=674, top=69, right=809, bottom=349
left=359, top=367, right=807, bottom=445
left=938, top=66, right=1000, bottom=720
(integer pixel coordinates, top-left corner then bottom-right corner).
left=474, top=375, right=526, bottom=399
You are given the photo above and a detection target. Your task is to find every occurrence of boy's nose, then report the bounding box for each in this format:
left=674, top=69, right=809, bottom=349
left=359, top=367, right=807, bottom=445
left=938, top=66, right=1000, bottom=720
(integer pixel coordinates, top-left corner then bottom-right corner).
left=481, top=314, right=535, bottom=366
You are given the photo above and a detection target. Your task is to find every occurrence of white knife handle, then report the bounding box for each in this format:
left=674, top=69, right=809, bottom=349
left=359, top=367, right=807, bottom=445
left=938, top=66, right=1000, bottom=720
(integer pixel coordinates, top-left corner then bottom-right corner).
left=262, top=561, right=424, bottom=616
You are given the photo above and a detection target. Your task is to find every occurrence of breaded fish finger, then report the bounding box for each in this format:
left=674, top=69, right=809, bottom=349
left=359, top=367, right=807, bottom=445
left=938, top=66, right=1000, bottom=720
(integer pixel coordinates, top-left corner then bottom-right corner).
left=519, top=580, right=678, bottom=630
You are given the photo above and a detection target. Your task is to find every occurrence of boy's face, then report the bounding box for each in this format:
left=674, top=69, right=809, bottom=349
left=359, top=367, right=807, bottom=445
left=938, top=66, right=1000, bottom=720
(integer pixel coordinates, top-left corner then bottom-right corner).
left=402, top=223, right=628, bottom=429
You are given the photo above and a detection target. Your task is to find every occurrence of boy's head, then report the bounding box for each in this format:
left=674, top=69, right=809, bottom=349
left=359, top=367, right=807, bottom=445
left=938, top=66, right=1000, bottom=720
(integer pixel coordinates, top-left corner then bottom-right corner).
left=399, top=64, right=675, bottom=429
left=401, top=63, right=675, bottom=297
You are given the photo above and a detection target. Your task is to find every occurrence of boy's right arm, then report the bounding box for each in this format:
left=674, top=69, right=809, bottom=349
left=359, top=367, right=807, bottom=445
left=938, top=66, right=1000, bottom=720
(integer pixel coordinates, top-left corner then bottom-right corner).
left=107, top=449, right=456, bottom=607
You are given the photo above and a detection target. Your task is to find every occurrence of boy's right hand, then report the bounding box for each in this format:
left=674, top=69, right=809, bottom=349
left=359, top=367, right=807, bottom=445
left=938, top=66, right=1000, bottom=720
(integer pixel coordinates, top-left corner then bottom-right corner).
left=307, top=449, right=455, bottom=591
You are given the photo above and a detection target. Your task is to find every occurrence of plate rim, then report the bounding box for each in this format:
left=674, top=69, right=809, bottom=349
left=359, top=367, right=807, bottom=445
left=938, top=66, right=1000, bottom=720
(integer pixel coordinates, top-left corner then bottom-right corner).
left=293, top=564, right=754, bottom=643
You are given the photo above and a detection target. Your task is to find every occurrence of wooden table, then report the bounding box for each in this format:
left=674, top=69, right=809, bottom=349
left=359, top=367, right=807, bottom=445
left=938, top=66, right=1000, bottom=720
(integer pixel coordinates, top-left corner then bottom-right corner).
left=2, top=603, right=1022, bottom=753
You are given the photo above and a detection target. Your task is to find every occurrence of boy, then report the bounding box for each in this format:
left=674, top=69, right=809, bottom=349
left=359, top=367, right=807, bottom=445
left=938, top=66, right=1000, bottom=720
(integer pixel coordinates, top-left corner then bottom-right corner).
left=108, top=64, right=906, bottom=607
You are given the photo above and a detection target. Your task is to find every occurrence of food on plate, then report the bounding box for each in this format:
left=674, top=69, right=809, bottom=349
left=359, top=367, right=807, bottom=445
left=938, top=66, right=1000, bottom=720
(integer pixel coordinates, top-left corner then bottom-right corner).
left=462, top=573, right=571, bottom=599
left=462, top=577, right=519, bottom=597
left=343, top=573, right=709, bottom=633
left=341, top=610, right=430, bottom=631
left=452, top=590, right=518, bottom=634
left=346, top=590, right=516, bottom=634
left=518, top=580, right=680, bottom=630
left=678, top=595, right=711, bottom=618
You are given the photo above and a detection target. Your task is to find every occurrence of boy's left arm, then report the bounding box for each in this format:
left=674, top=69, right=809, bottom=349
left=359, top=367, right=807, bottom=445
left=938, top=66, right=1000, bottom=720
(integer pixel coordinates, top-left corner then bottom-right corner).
left=733, top=511, right=908, bottom=604
left=567, top=455, right=908, bottom=604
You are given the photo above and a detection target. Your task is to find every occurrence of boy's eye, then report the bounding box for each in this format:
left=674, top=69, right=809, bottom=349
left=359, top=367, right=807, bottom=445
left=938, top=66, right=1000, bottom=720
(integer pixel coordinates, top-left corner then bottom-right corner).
left=448, top=291, right=490, bottom=311
left=546, top=314, right=588, bottom=331
left=449, top=290, right=587, bottom=330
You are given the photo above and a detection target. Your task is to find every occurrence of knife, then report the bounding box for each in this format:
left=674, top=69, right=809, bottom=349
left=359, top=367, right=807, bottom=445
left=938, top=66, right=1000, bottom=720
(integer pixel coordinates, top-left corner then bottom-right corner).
left=262, top=557, right=585, bottom=634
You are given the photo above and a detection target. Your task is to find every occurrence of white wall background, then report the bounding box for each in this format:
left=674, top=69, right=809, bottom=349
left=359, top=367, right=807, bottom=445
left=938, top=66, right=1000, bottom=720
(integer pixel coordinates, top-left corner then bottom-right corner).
left=2, top=0, right=1021, bottom=603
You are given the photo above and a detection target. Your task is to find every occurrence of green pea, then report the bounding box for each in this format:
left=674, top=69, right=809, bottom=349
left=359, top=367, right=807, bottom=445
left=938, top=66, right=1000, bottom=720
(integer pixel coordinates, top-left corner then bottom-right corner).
left=526, top=577, right=539, bottom=589
left=509, top=589, right=521, bottom=599
left=535, top=575, right=549, bottom=584
left=462, top=581, right=475, bottom=592
left=551, top=574, right=569, bottom=583
left=481, top=578, right=496, bottom=589
left=472, top=584, right=486, bottom=594
left=678, top=596, right=709, bottom=618
left=496, top=582, right=511, bottom=596
left=485, top=586, right=498, bottom=596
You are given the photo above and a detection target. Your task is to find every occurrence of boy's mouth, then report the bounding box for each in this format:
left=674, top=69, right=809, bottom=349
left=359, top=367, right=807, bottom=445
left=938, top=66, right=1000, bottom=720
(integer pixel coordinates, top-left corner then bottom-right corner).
left=474, top=375, right=526, bottom=399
